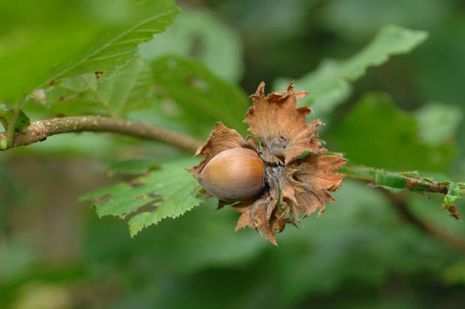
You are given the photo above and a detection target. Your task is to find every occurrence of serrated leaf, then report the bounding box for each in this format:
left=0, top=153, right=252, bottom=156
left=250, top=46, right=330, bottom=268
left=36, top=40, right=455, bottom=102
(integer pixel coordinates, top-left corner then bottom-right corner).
left=330, top=93, right=456, bottom=172
left=275, top=25, right=428, bottom=119
left=0, top=0, right=178, bottom=102
left=49, top=0, right=178, bottom=83
left=81, top=158, right=203, bottom=237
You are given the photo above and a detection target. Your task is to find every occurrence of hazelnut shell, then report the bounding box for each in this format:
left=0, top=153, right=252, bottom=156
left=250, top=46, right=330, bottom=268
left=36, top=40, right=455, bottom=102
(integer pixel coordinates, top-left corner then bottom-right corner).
left=199, top=147, right=264, bottom=201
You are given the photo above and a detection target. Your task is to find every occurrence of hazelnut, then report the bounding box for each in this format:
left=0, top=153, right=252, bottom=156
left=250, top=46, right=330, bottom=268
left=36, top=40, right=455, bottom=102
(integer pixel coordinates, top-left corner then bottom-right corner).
left=190, top=83, right=346, bottom=244
left=198, top=147, right=264, bottom=201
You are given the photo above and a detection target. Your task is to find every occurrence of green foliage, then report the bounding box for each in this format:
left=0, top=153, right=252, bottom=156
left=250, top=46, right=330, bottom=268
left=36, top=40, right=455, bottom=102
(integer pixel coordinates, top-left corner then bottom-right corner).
left=51, top=2, right=178, bottom=83
left=81, top=158, right=203, bottom=237
left=85, top=201, right=266, bottom=274
left=275, top=25, right=427, bottom=119
left=443, top=182, right=465, bottom=210
left=44, top=58, right=152, bottom=117
left=40, top=55, right=247, bottom=138
left=414, top=103, right=463, bottom=145
left=0, top=0, right=178, bottom=102
left=82, top=181, right=460, bottom=308
left=150, top=56, right=248, bottom=137
left=140, top=9, right=244, bottom=82
left=0, top=103, right=30, bottom=149
left=322, top=0, right=451, bottom=39
left=330, top=93, right=456, bottom=172
left=2, top=1, right=465, bottom=307
left=0, top=103, right=30, bottom=133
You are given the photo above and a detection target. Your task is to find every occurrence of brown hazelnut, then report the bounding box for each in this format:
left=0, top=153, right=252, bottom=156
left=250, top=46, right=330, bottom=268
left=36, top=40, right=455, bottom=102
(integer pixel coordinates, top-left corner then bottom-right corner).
left=198, top=147, right=264, bottom=201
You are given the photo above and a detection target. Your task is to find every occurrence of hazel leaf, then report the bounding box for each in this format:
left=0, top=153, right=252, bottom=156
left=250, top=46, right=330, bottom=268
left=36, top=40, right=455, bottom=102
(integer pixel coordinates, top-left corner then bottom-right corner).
left=81, top=158, right=203, bottom=237
left=0, top=0, right=178, bottom=102
left=275, top=25, right=428, bottom=119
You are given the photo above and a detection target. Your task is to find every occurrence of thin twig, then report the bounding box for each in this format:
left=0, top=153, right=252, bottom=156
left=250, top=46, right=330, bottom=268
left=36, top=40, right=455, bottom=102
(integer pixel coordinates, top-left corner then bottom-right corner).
left=0, top=116, right=203, bottom=152
left=341, top=166, right=459, bottom=195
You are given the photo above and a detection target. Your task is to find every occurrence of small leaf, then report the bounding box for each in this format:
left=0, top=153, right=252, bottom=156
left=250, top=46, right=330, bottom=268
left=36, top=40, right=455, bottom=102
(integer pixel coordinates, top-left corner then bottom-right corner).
left=442, top=182, right=465, bottom=220
left=81, top=158, right=203, bottom=237
left=275, top=25, right=428, bottom=119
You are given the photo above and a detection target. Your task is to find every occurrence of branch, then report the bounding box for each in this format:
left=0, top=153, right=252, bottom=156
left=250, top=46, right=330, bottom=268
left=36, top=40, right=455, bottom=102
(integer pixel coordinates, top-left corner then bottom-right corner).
left=1, top=116, right=463, bottom=210
left=342, top=166, right=449, bottom=194
left=0, top=116, right=203, bottom=152
left=343, top=166, right=465, bottom=219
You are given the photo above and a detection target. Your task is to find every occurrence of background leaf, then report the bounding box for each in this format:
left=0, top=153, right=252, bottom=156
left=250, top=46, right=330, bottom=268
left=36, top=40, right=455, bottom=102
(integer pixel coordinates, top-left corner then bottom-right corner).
left=147, top=55, right=248, bottom=137
left=414, top=103, right=463, bottom=145
left=33, top=55, right=248, bottom=140
left=140, top=9, right=244, bottom=82
left=274, top=25, right=427, bottom=119
left=329, top=93, right=456, bottom=172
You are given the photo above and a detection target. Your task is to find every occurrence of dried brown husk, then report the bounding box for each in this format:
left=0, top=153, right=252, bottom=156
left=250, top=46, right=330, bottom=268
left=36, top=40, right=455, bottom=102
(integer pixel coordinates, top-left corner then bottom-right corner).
left=189, top=82, right=347, bottom=244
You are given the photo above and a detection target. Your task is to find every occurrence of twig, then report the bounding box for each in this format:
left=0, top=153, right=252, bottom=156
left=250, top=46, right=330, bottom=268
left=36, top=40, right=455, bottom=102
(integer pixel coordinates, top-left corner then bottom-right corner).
left=380, top=188, right=465, bottom=254
left=0, top=116, right=203, bottom=152
left=342, top=165, right=465, bottom=199
left=1, top=116, right=464, bottom=205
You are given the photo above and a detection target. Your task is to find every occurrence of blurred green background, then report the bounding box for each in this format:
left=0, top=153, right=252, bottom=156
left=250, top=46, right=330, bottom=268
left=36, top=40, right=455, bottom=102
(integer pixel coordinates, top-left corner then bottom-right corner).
left=1, top=0, right=465, bottom=308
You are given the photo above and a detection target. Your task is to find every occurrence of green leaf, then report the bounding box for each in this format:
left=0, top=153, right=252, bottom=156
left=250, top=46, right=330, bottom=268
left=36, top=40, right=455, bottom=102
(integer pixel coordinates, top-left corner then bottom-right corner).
left=443, top=183, right=461, bottom=207
left=149, top=56, right=248, bottom=138
left=140, top=9, right=244, bottom=82
left=442, top=182, right=465, bottom=220
left=44, top=57, right=152, bottom=117
left=107, top=159, right=161, bottom=176
left=81, top=158, right=203, bottom=237
left=274, top=25, right=428, bottom=119
left=38, top=55, right=248, bottom=140
left=330, top=93, right=456, bottom=172
left=0, top=0, right=178, bottom=102
left=84, top=199, right=267, bottom=275
left=414, top=103, right=463, bottom=145
left=51, top=1, right=178, bottom=83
